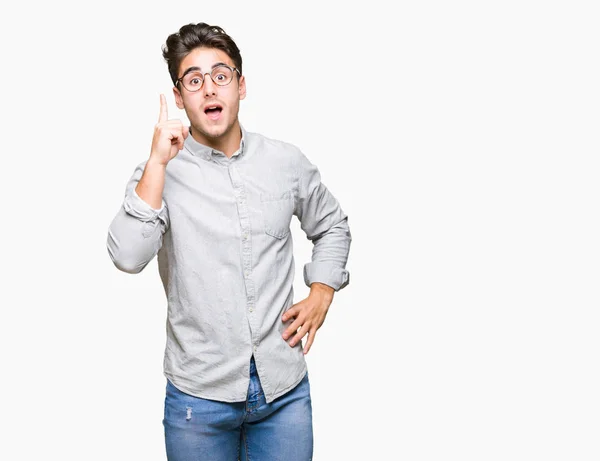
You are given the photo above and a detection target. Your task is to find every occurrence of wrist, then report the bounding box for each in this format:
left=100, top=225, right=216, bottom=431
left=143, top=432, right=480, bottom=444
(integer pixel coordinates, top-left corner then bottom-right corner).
left=147, top=155, right=169, bottom=169
left=310, top=282, right=335, bottom=299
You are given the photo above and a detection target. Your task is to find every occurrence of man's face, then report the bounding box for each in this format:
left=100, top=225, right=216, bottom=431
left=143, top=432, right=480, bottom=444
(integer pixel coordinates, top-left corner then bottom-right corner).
left=173, top=47, right=246, bottom=141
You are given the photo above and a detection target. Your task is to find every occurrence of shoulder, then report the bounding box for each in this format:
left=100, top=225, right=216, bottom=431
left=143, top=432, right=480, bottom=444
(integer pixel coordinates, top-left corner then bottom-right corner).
left=247, top=130, right=305, bottom=161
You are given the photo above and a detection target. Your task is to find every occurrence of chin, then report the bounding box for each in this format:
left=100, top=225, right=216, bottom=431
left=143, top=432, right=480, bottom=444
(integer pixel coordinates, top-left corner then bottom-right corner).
left=191, top=123, right=219, bottom=139
left=206, top=122, right=233, bottom=138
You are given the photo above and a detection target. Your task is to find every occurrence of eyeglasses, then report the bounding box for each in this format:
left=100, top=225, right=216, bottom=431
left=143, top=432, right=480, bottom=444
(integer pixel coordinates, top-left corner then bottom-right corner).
left=177, top=64, right=241, bottom=92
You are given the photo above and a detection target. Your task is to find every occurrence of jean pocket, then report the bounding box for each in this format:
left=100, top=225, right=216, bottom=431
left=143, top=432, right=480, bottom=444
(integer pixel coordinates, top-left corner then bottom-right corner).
left=260, top=190, right=294, bottom=239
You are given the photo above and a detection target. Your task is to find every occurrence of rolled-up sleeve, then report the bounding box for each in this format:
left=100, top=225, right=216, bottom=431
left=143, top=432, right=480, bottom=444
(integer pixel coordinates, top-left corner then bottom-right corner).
left=106, top=160, right=170, bottom=274
left=294, top=150, right=351, bottom=291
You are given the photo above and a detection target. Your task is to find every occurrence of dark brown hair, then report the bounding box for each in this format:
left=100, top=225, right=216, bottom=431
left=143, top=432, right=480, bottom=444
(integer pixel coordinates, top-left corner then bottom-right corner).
left=161, top=22, right=243, bottom=87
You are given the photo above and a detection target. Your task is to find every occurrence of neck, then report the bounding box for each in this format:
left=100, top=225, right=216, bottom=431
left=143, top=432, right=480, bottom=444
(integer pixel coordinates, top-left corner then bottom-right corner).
left=191, top=120, right=242, bottom=158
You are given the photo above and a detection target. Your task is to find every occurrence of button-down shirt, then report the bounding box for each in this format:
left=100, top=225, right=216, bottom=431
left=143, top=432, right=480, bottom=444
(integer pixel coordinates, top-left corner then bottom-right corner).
left=106, top=125, right=351, bottom=403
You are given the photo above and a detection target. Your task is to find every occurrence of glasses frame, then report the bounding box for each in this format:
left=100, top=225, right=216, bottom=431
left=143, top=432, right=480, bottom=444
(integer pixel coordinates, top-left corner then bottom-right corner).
left=176, top=64, right=241, bottom=92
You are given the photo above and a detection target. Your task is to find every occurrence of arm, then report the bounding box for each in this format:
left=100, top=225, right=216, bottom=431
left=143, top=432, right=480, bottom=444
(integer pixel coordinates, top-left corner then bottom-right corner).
left=107, top=94, right=187, bottom=274
left=295, top=150, right=352, bottom=292
left=281, top=150, right=352, bottom=354
left=106, top=159, right=170, bottom=274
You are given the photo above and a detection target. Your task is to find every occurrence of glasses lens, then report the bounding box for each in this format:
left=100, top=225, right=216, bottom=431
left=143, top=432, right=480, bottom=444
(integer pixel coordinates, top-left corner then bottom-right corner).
left=181, top=72, right=204, bottom=91
left=211, top=66, right=234, bottom=86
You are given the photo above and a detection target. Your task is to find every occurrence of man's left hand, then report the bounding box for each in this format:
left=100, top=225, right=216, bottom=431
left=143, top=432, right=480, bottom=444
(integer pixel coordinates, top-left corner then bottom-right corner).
left=281, top=282, right=335, bottom=355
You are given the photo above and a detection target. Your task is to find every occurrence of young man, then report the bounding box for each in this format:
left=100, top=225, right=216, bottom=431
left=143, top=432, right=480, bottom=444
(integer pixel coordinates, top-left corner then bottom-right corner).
left=107, top=22, right=351, bottom=461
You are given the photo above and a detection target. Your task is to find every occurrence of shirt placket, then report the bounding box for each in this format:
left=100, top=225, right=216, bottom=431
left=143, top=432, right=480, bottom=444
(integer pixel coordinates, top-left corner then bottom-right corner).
left=228, top=164, right=259, bottom=354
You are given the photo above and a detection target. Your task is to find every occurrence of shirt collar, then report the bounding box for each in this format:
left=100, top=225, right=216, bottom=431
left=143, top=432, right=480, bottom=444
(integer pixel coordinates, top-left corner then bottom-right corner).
left=184, top=124, right=247, bottom=162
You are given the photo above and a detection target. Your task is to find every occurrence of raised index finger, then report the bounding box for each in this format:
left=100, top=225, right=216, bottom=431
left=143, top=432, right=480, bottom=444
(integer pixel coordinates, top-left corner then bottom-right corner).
left=158, top=94, right=168, bottom=123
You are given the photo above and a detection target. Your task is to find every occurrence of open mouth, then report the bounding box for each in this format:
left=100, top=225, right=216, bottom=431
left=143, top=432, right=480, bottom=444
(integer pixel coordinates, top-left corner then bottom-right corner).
left=204, top=104, right=223, bottom=120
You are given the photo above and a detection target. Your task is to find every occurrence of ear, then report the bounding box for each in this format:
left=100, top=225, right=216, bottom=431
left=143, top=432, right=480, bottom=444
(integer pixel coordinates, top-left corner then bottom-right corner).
left=238, top=75, right=247, bottom=101
left=173, top=86, right=184, bottom=110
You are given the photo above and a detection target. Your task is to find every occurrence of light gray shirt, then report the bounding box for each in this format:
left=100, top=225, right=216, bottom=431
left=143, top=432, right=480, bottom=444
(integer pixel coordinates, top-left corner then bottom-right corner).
left=106, top=125, right=351, bottom=403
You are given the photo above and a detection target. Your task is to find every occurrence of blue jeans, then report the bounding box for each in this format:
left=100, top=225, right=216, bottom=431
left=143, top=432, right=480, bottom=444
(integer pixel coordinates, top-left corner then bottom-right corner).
left=163, top=355, right=313, bottom=460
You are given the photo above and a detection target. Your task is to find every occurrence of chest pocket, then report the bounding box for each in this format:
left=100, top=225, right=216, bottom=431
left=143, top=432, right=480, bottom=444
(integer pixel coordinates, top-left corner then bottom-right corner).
left=260, top=190, right=295, bottom=239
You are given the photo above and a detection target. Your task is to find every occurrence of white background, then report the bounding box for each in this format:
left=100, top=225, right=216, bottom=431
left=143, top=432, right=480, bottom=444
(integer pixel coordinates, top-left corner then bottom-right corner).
left=2, top=1, right=599, bottom=460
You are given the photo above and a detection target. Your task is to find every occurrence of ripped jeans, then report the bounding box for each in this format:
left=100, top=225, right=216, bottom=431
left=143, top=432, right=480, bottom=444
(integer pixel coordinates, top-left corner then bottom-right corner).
left=163, top=355, right=313, bottom=461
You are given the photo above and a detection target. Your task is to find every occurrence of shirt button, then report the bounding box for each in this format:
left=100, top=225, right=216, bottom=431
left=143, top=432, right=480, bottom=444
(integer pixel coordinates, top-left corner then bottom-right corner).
left=249, top=307, right=253, bottom=312
left=244, top=270, right=250, bottom=278
left=253, top=345, right=257, bottom=352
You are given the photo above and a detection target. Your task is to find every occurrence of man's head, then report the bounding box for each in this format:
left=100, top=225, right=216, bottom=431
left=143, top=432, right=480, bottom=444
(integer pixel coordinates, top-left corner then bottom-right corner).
left=162, top=23, right=246, bottom=144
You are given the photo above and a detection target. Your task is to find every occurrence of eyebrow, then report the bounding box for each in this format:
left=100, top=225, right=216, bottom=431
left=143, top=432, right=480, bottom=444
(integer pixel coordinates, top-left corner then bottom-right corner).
left=180, top=62, right=230, bottom=78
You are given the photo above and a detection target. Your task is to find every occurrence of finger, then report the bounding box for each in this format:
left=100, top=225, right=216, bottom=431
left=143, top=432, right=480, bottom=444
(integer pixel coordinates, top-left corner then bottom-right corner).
left=158, top=94, right=168, bottom=123
left=183, top=125, right=190, bottom=139
left=162, top=126, right=183, bottom=151
left=282, top=306, right=298, bottom=322
left=303, top=329, right=316, bottom=355
left=170, top=130, right=184, bottom=151
left=282, top=318, right=302, bottom=340
left=289, top=324, right=307, bottom=347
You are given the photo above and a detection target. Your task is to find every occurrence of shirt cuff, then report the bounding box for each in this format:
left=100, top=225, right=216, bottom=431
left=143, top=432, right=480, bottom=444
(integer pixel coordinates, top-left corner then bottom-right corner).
left=303, top=261, right=350, bottom=292
left=123, top=187, right=166, bottom=222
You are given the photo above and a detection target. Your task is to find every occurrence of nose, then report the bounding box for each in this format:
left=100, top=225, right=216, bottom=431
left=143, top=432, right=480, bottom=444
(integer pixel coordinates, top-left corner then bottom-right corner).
left=203, top=73, right=217, bottom=97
